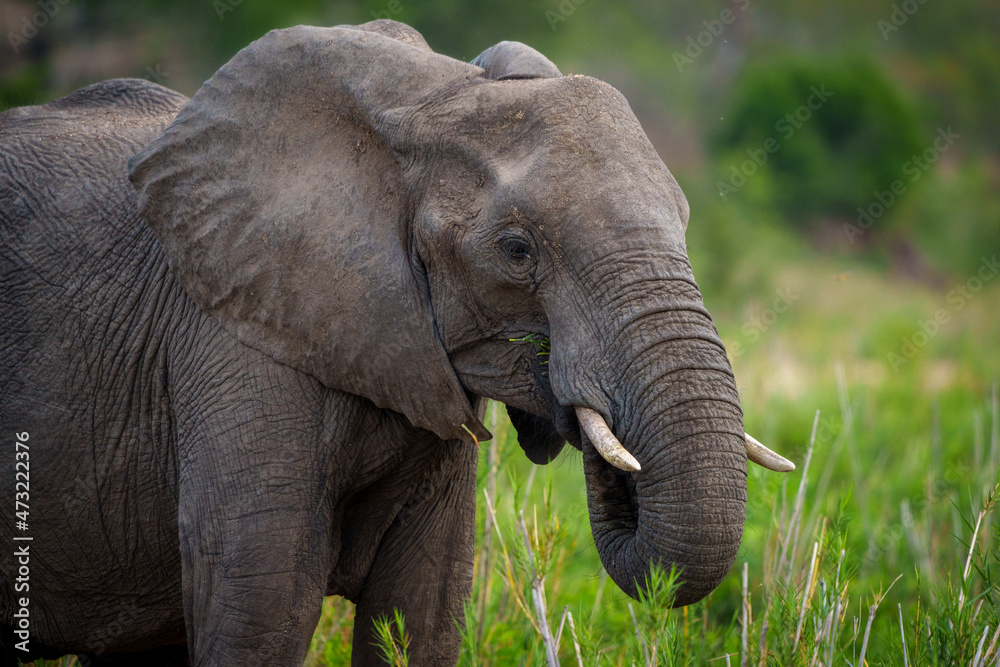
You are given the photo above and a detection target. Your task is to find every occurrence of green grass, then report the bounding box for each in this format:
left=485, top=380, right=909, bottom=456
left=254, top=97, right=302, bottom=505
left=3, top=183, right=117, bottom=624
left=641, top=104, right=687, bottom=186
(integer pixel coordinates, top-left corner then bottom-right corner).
left=307, top=390, right=999, bottom=666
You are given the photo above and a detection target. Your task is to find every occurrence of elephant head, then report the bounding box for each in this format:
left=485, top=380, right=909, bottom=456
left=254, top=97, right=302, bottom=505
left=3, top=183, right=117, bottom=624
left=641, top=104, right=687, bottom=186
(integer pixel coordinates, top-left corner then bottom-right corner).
left=128, top=20, right=792, bottom=605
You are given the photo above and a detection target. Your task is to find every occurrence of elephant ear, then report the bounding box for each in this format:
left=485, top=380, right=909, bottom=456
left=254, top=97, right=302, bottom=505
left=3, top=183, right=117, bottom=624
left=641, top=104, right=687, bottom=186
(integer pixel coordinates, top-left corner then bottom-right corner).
left=352, top=19, right=432, bottom=51
left=507, top=406, right=566, bottom=465
left=471, top=41, right=562, bottom=80
left=128, top=22, right=491, bottom=443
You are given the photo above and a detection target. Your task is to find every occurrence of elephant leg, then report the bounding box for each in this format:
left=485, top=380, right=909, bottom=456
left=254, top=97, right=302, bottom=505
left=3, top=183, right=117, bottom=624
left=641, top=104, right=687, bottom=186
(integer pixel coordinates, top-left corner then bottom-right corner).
left=177, top=455, right=331, bottom=666
left=173, top=369, right=336, bottom=667
left=351, top=439, right=478, bottom=667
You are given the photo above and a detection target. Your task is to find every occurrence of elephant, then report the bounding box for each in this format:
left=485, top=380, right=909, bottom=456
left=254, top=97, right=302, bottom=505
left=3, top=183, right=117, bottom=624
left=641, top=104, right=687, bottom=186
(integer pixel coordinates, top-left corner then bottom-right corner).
left=0, top=19, right=792, bottom=666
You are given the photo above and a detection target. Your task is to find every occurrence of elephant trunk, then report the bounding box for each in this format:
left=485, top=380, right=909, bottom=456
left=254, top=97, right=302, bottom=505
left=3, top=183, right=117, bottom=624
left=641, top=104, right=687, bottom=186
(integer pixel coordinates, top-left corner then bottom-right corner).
left=571, top=301, right=747, bottom=604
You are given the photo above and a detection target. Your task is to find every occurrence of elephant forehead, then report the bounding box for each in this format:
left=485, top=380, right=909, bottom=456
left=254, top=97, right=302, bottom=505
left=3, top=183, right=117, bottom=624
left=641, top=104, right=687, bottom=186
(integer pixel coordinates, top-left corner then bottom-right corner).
left=418, top=78, right=672, bottom=192
left=424, top=75, right=653, bottom=158
left=407, top=74, right=689, bottom=239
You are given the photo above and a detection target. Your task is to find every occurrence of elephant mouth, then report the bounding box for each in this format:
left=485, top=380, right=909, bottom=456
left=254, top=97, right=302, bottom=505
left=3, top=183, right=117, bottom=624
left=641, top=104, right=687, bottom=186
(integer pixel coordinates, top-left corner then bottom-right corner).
left=448, top=329, right=558, bottom=416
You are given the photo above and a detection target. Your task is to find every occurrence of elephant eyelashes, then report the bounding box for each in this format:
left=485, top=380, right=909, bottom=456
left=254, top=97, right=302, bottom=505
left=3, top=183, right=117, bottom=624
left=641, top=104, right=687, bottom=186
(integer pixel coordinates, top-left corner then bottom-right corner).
left=499, top=236, right=533, bottom=262
left=495, top=231, right=538, bottom=288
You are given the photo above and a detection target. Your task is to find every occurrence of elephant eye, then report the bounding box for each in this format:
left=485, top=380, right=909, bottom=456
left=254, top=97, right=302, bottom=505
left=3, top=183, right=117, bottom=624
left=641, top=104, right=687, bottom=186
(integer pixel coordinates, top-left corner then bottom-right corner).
left=500, top=236, right=532, bottom=262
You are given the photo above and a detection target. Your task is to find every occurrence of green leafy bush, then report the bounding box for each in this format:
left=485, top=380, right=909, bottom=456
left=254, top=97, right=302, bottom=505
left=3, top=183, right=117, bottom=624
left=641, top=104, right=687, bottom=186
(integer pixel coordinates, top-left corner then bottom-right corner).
left=905, top=159, right=1000, bottom=276
left=711, top=55, right=925, bottom=229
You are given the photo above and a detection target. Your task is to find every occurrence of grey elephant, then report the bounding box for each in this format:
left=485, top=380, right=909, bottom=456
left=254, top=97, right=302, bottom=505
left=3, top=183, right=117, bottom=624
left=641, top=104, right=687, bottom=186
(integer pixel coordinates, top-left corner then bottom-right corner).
left=0, top=20, right=792, bottom=666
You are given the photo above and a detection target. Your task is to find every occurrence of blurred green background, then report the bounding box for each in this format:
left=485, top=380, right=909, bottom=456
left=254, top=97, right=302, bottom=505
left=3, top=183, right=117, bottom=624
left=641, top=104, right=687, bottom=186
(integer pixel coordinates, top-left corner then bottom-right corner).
left=3, top=0, right=999, bottom=298
left=3, top=0, right=999, bottom=279
left=4, top=1, right=999, bottom=663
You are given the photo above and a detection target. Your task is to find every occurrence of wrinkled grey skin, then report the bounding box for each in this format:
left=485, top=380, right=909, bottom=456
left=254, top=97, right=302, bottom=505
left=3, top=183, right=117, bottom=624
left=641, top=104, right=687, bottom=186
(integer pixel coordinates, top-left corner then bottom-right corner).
left=0, top=20, right=746, bottom=666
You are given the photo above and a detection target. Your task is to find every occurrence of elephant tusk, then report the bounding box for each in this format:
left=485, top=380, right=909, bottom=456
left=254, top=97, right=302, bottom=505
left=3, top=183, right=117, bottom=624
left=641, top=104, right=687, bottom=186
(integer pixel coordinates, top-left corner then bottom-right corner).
left=745, top=433, right=795, bottom=472
left=575, top=406, right=641, bottom=472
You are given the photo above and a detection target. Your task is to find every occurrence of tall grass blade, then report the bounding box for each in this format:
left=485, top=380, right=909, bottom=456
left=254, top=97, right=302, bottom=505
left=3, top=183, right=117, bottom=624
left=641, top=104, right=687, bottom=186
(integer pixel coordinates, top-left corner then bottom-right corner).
left=897, top=603, right=908, bottom=667
left=792, top=542, right=819, bottom=653
left=779, top=410, right=819, bottom=584
left=518, top=510, right=560, bottom=667
left=741, top=562, right=749, bottom=667
left=566, top=610, right=584, bottom=667
left=628, top=602, right=650, bottom=667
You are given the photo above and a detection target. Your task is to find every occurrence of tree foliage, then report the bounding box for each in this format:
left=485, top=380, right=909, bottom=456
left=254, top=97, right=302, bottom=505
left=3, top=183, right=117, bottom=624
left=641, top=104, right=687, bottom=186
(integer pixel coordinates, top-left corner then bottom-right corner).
left=711, top=55, right=925, bottom=229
